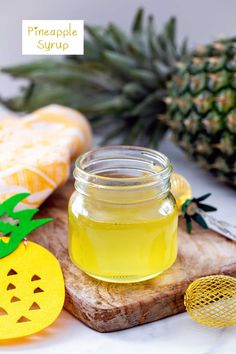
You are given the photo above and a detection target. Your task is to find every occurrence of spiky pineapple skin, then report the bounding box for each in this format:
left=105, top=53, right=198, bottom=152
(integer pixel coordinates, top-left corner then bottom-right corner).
left=167, top=39, right=236, bottom=186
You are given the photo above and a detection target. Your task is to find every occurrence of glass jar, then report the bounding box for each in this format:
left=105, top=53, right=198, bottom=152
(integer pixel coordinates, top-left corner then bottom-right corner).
left=68, top=146, right=178, bottom=283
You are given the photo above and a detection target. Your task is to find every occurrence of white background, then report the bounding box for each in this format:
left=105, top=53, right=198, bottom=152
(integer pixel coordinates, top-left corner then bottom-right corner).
left=0, top=1, right=236, bottom=353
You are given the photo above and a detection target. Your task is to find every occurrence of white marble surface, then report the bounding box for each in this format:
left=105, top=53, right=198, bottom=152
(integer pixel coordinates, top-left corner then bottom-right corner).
left=0, top=105, right=236, bottom=354
left=2, top=310, right=236, bottom=354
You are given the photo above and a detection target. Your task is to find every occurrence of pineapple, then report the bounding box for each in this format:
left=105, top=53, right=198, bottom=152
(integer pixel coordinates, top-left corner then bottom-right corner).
left=166, top=40, right=236, bottom=186
left=0, top=193, right=65, bottom=339
left=1, top=9, right=235, bottom=186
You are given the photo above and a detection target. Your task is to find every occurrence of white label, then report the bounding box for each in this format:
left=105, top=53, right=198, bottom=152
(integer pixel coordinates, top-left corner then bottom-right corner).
left=22, top=20, right=84, bottom=55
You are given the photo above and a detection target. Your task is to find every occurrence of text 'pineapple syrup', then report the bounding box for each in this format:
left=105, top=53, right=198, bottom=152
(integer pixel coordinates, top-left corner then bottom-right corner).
left=68, top=146, right=178, bottom=283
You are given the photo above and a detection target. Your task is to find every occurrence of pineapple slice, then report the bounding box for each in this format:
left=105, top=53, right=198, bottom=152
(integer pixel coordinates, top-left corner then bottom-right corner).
left=0, top=239, right=65, bottom=339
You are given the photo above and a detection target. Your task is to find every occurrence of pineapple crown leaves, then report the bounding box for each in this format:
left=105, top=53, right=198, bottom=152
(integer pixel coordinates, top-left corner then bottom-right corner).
left=182, top=193, right=217, bottom=234
left=0, top=193, right=52, bottom=259
left=0, top=8, right=189, bottom=147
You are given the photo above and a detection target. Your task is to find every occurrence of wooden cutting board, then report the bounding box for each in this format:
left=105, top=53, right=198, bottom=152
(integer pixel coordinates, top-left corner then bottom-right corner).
left=32, top=181, right=236, bottom=332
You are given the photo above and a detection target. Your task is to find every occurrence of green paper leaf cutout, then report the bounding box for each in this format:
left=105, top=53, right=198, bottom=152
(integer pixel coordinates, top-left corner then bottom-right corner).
left=186, top=219, right=192, bottom=234
left=181, top=193, right=216, bottom=234
left=192, top=213, right=208, bottom=229
left=196, top=193, right=211, bottom=202
left=197, top=203, right=217, bottom=212
left=0, top=193, right=52, bottom=259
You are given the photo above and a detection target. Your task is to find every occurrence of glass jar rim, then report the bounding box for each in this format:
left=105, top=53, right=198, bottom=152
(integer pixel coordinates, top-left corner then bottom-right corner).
left=74, top=146, right=172, bottom=190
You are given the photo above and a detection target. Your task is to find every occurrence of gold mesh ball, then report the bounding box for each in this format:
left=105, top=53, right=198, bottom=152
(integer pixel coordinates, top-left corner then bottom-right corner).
left=184, top=275, right=236, bottom=327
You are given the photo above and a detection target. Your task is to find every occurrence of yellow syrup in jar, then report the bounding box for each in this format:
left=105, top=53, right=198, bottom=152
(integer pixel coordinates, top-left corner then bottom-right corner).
left=68, top=197, right=178, bottom=283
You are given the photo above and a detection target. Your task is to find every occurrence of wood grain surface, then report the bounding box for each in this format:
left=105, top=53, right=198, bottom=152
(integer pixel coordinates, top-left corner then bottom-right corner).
left=32, top=181, right=236, bottom=332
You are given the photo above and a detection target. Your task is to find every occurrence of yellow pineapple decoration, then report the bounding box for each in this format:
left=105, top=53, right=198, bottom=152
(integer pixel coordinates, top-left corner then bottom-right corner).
left=170, top=173, right=192, bottom=212
left=0, top=193, right=65, bottom=340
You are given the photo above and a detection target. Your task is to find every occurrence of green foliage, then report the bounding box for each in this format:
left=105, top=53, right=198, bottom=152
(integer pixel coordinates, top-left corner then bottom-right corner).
left=1, top=9, right=235, bottom=186
left=1, top=8, right=188, bottom=147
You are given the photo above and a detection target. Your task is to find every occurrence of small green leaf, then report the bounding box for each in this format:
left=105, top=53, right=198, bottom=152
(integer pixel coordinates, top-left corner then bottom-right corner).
left=132, top=8, right=144, bottom=33
left=162, top=17, right=177, bottom=52
left=198, top=203, right=217, bottom=212
left=122, top=82, right=147, bottom=100
left=103, top=50, right=137, bottom=74
left=192, top=213, right=208, bottom=229
left=185, top=216, right=192, bottom=234
left=85, top=25, right=116, bottom=50
left=180, top=38, right=189, bottom=59
left=196, top=193, right=211, bottom=202
left=129, top=68, right=158, bottom=88
left=147, top=15, right=156, bottom=57
left=187, top=220, right=192, bottom=234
